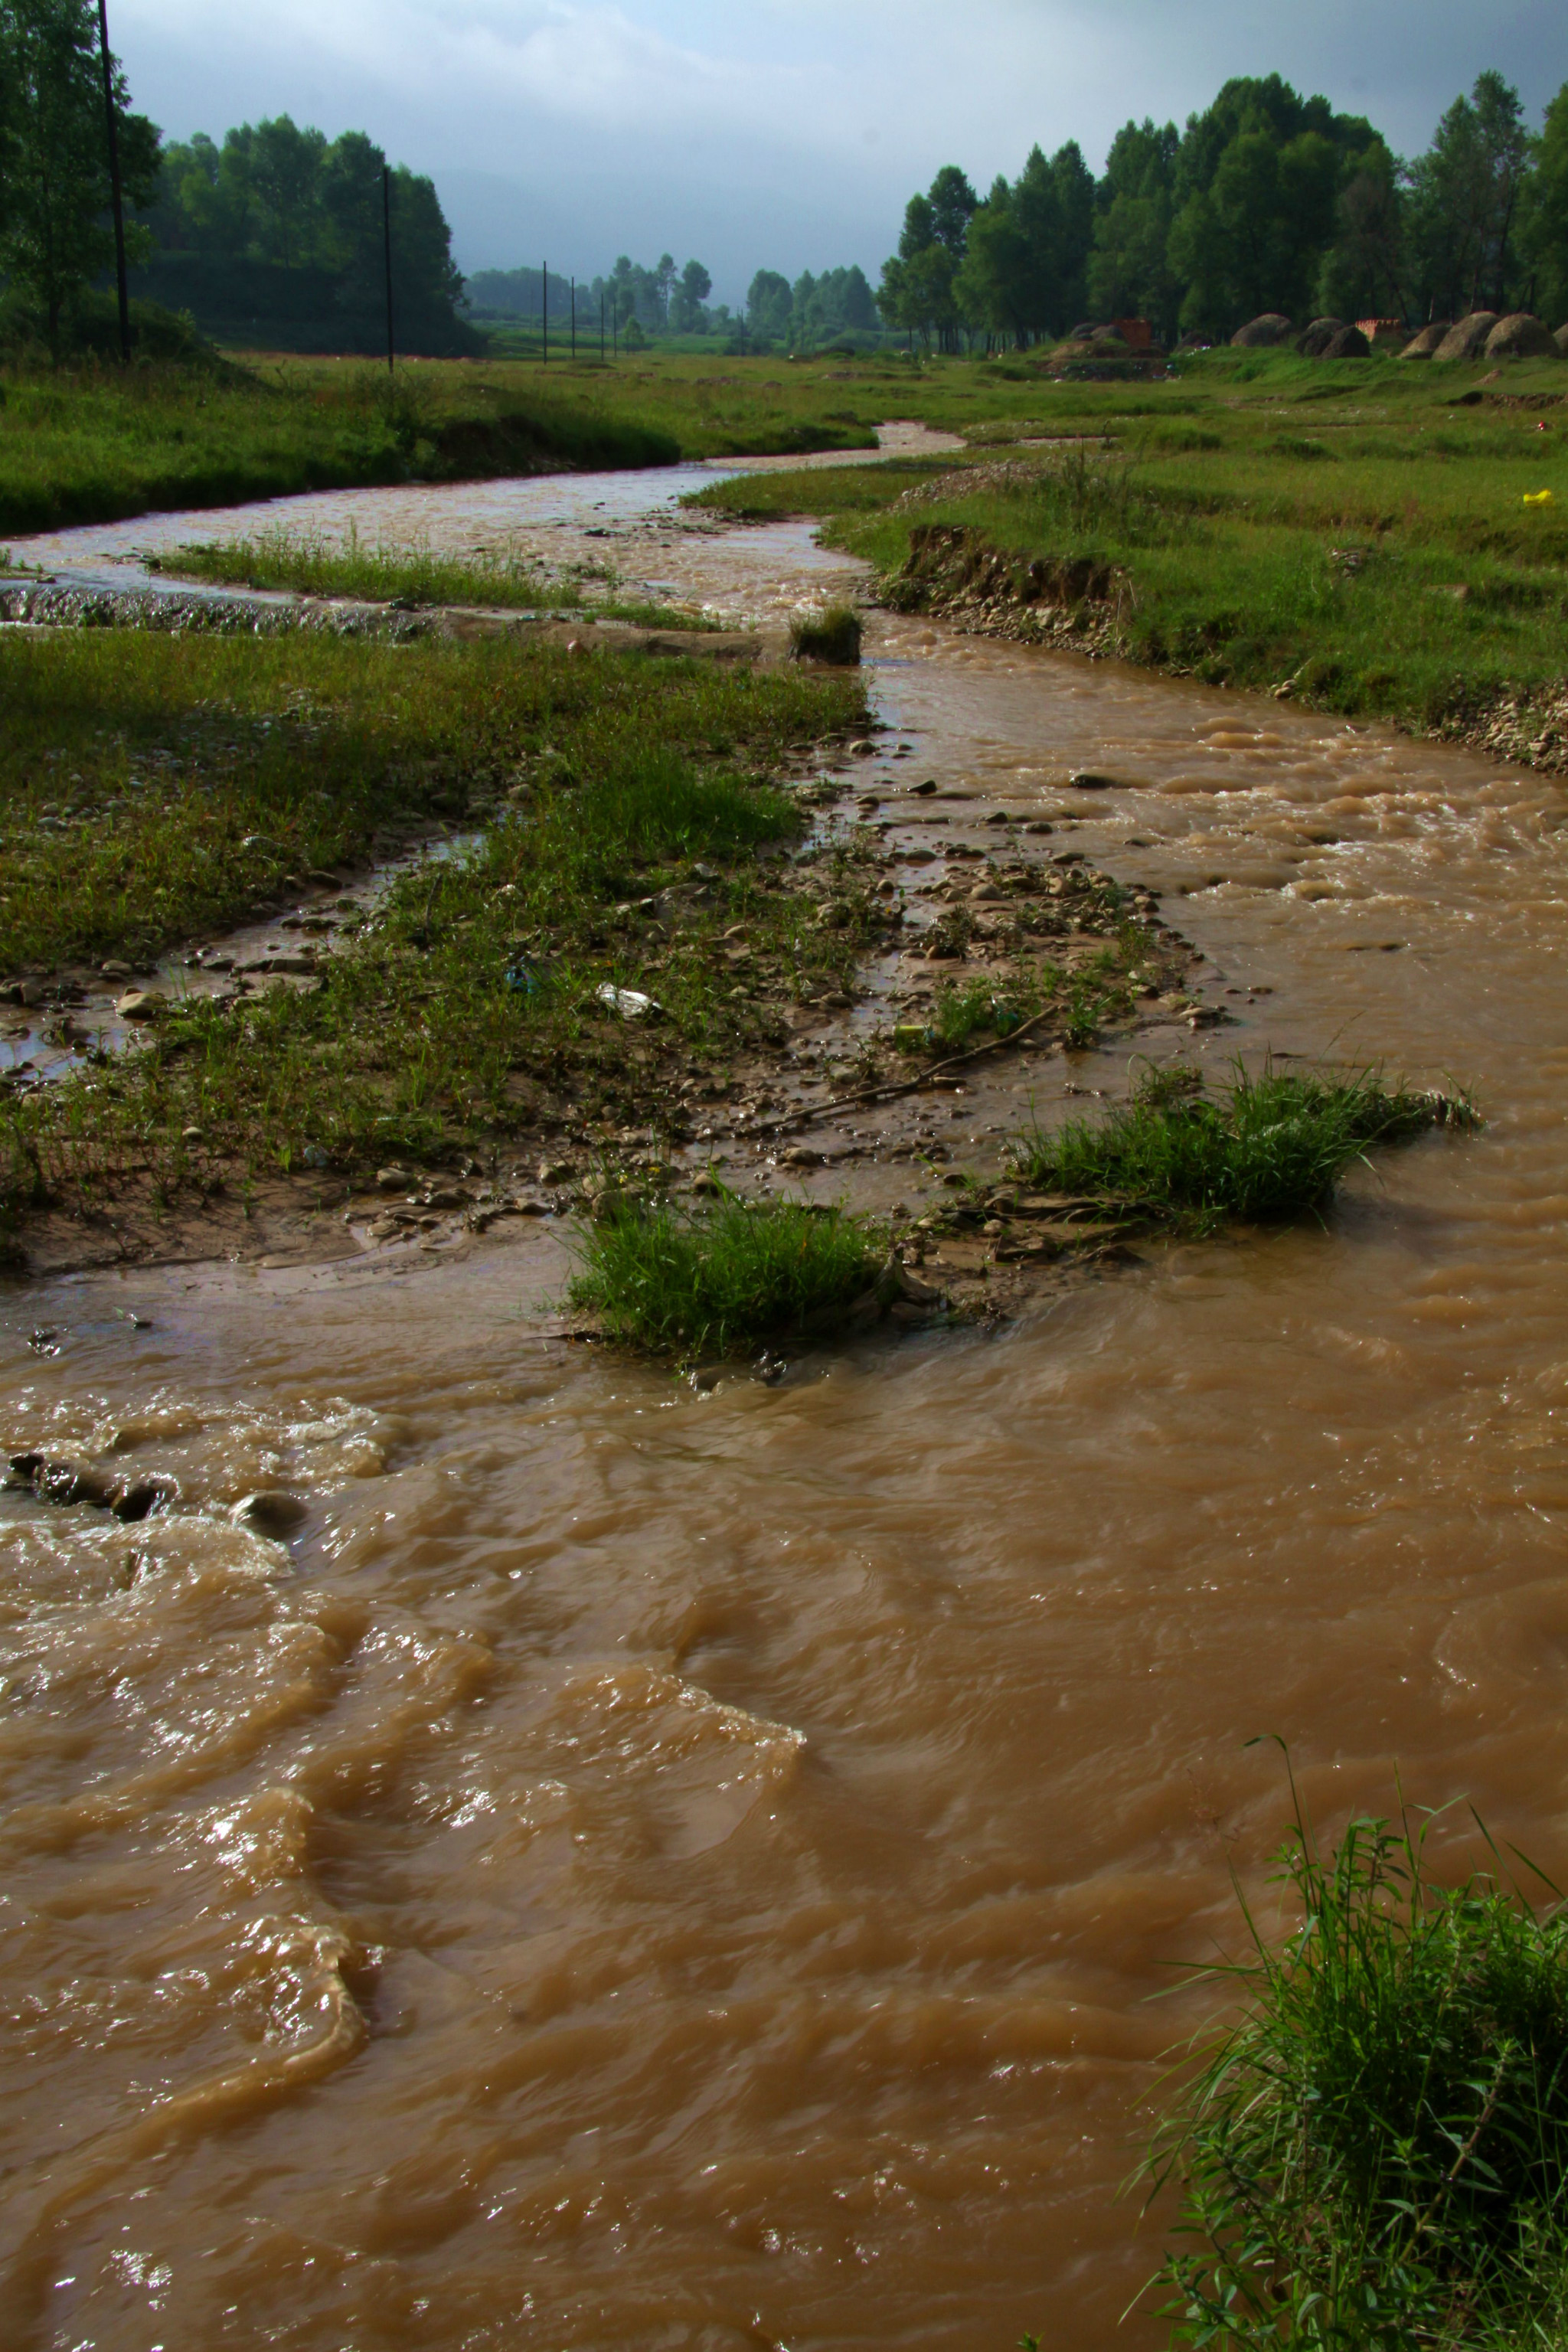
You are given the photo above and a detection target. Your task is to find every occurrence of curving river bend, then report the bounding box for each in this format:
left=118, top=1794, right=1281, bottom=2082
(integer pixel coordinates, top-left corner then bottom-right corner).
left=5, top=452, right=1568, bottom=2350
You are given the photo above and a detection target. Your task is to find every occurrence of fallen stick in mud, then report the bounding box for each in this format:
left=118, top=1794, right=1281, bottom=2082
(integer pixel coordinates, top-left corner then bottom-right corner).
left=712, top=1002, right=1070, bottom=1145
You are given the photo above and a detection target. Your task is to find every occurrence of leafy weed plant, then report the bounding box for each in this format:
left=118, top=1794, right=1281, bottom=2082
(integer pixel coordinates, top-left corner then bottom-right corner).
left=1145, top=1766, right=1568, bottom=2351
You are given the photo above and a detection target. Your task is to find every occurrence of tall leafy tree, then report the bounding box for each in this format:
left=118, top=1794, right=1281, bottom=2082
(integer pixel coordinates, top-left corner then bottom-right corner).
left=1406, top=73, right=1529, bottom=315
left=1520, top=82, right=1568, bottom=323
left=0, top=0, right=158, bottom=356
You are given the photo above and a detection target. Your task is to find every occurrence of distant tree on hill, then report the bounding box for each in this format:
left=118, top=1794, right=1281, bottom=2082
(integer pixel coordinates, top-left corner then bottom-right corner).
left=670, top=257, right=711, bottom=332
left=746, top=266, right=792, bottom=343
left=0, top=0, right=159, bottom=356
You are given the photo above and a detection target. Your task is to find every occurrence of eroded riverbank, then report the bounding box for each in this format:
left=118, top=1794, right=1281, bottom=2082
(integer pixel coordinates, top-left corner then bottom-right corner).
left=1, top=457, right=1566, bottom=2351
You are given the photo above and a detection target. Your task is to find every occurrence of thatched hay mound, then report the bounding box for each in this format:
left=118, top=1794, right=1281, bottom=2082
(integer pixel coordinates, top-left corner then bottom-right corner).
left=1400, top=322, right=1452, bottom=359
left=1433, top=312, right=1499, bottom=361
left=1297, top=317, right=1347, bottom=357
left=1230, top=313, right=1293, bottom=348
left=1485, top=312, right=1559, bottom=359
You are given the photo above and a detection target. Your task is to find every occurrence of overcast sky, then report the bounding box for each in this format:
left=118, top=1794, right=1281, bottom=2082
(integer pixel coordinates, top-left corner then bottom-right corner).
left=111, top=0, right=1568, bottom=300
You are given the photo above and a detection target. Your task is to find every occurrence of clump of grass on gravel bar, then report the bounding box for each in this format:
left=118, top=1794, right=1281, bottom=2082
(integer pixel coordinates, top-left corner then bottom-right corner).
left=1141, top=1769, right=1568, bottom=2352
left=789, top=603, right=864, bottom=665
left=570, top=1191, right=886, bottom=1357
left=1011, top=1063, right=1476, bottom=1233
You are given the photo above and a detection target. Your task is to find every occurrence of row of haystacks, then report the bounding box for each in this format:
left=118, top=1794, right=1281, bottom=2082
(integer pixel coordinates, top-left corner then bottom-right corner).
left=1221, top=309, right=1568, bottom=361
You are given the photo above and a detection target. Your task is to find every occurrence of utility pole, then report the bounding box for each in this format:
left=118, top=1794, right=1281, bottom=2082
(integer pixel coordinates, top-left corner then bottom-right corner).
left=96, top=0, right=132, bottom=365
left=542, top=260, right=548, bottom=364
left=382, top=165, right=395, bottom=377
left=570, top=276, right=576, bottom=361
left=600, top=292, right=606, bottom=362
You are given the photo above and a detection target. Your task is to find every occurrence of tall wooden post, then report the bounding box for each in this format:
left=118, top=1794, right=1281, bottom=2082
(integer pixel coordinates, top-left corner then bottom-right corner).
left=570, top=276, right=576, bottom=361
left=382, top=166, right=395, bottom=377
left=542, top=261, right=548, bottom=364
left=96, top=0, right=131, bottom=365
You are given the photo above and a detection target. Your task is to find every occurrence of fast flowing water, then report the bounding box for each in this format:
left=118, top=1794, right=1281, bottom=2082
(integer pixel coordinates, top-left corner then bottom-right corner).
left=5, top=462, right=1568, bottom=2352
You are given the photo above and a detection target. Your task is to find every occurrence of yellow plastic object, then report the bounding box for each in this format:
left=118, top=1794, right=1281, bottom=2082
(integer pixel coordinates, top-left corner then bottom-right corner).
left=1524, top=489, right=1556, bottom=507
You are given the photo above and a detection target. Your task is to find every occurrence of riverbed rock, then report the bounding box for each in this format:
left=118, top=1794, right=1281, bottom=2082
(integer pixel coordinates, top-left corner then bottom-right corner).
left=1557, top=325, right=1568, bottom=357
left=115, top=989, right=168, bottom=1021
left=1434, top=312, right=1499, bottom=361
left=1485, top=312, right=1560, bottom=359
left=230, top=1490, right=309, bottom=1538
left=6, top=1452, right=175, bottom=1519
left=1321, top=325, right=1371, bottom=359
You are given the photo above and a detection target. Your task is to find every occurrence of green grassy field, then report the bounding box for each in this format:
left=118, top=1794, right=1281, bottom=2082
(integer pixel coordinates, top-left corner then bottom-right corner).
left=688, top=346, right=1568, bottom=734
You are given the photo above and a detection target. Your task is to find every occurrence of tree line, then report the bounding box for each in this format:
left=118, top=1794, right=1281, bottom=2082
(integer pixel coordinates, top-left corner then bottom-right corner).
left=0, top=0, right=475, bottom=357
left=880, top=71, right=1568, bottom=350
left=466, top=255, right=881, bottom=353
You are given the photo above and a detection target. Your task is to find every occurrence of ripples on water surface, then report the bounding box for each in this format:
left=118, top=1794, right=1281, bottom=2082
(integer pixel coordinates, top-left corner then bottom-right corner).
left=4, top=472, right=1568, bottom=2349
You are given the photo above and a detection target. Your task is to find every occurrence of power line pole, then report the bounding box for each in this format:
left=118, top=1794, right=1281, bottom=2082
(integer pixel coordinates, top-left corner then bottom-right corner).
left=542, top=260, right=548, bottom=364
left=570, top=276, right=576, bottom=361
left=600, top=292, right=605, bottom=362
left=382, top=165, right=395, bottom=377
left=96, top=0, right=131, bottom=366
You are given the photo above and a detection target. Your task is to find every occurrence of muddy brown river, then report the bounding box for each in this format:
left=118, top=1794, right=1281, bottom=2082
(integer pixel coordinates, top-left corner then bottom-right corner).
left=5, top=450, right=1568, bottom=2351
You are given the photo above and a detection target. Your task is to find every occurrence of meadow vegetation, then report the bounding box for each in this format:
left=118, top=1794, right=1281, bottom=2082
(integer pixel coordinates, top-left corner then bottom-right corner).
left=689, top=345, right=1568, bottom=737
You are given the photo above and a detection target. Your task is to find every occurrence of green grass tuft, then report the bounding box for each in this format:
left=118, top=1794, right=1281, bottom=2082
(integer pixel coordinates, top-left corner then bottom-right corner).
left=789, top=602, right=864, bottom=665
left=568, top=1191, right=886, bottom=1357
left=1011, top=1063, right=1475, bottom=1233
left=1145, top=1763, right=1568, bottom=2351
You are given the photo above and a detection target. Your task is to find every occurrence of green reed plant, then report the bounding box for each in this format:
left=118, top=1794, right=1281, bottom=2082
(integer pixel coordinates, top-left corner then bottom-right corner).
left=1145, top=1766, right=1568, bottom=2351
left=568, top=1191, right=885, bottom=1357
left=1011, top=1063, right=1474, bottom=1232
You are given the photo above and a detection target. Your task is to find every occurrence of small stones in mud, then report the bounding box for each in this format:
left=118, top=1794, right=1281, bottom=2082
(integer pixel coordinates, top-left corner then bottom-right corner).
left=376, top=1165, right=413, bottom=1191
left=538, top=1159, right=576, bottom=1186
left=1070, top=773, right=1118, bottom=791
left=100, top=959, right=133, bottom=980
left=691, top=1168, right=726, bottom=1196
left=230, top=1490, right=309, bottom=1539
left=115, top=988, right=168, bottom=1021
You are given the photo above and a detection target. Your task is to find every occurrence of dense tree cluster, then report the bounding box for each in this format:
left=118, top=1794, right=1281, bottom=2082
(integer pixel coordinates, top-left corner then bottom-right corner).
left=467, top=255, right=879, bottom=352
left=145, top=119, right=475, bottom=354
left=0, top=0, right=475, bottom=358
left=0, top=0, right=158, bottom=354
left=884, top=70, right=1568, bottom=348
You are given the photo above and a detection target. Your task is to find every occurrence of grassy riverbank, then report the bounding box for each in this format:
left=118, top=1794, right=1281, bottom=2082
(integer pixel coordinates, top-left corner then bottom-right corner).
left=690, top=347, right=1568, bottom=743
left=0, top=348, right=942, bottom=537
left=0, top=629, right=878, bottom=1244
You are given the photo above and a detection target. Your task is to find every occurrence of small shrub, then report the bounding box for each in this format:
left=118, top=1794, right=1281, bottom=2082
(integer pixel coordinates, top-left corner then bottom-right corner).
left=789, top=603, right=864, bottom=665
left=568, top=1191, right=885, bottom=1357
left=1145, top=1768, right=1568, bottom=2350
left=1011, top=1062, right=1475, bottom=1232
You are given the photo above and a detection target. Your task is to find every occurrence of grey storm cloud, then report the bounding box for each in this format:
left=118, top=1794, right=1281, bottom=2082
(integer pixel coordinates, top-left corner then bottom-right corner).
left=106, top=0, right=1568, bottom=299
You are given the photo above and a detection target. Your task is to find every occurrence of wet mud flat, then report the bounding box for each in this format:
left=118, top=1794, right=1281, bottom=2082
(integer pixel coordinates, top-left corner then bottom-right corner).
left=1, top=461, right=1561, bottom=2351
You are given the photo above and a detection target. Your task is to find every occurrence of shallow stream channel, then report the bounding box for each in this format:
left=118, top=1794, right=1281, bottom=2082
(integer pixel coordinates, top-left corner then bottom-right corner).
left=5, top=433, right=1568, bottom=2350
